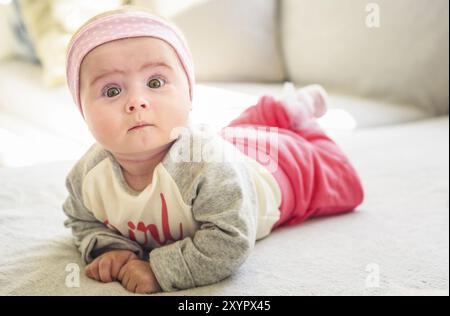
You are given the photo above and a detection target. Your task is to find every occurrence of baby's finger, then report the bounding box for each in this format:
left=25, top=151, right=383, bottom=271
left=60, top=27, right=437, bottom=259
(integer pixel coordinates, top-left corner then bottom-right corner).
left=85, top=263, right=92, bottom=275
left=91, top=265, right=100, bottom=281
left=85, top=266, right=92, bottom=278
left=111, top=259, right=125, bottom=280
left=121, top=270, right=130, bottom=288
left=117, top=264, right=127, bottom=282
left=135, top=284, right=152, bottom=294
left=98, top=257, right=113, bottom=283
left=85, top=259, right=100, bottom=280
left=126, top=278, right=138, bottom=294
left=85, top=259, right=96, bottom=274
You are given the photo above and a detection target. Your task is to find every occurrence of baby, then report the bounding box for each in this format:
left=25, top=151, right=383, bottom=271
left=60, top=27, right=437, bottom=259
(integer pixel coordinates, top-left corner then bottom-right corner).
left=63, top=7, right=364, bottom=294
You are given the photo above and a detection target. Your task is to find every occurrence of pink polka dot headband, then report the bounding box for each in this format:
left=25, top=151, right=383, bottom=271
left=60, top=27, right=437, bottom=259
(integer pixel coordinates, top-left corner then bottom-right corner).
left=66, top=10, right=195, bottom=116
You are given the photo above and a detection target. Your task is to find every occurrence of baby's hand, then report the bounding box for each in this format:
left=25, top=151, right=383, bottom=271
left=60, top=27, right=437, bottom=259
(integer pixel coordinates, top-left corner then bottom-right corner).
left=117, top=259, right=162, bottom=294
left=85, top=250, right=138, bottom=283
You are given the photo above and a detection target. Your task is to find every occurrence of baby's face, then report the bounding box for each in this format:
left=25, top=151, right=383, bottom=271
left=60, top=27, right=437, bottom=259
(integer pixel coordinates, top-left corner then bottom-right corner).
left=79, top=37, right=192, bottom=157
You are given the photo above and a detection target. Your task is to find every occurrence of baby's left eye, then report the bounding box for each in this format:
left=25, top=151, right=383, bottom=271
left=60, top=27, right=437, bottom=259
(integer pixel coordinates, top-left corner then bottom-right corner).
left=147, top=77, right=166, bottom=89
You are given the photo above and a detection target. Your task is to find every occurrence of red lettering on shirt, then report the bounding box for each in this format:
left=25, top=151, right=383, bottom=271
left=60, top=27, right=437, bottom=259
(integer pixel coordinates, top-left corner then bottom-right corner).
left=104, top=192, right=184, bottom=247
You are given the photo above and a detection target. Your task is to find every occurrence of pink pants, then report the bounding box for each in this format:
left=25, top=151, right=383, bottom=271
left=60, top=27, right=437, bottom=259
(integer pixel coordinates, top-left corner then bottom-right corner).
left=220, top=95, right=364, bottom=230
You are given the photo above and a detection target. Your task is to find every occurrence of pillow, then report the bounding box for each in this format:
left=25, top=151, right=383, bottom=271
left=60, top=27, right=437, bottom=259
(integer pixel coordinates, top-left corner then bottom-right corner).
left=282, top=0, right=449, bottom=115
left=133, top=0, right=286, bottom=83
left=0, top=4, right=16, bottom=60
left=17, top=0, right=125, bottom=87
left=0, top=1, right=38, bottom=62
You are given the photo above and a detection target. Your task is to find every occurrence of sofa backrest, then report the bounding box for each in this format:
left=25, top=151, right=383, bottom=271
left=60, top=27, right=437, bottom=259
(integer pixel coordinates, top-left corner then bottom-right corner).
left=135, top=0, right=285, bottom=83
left=281, top=0, right=449, bottom=115
left=2, top=0, right=449, bottom=116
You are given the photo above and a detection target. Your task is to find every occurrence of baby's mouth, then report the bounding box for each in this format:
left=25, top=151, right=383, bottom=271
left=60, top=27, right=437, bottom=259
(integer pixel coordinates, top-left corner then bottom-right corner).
left=128, top=122, right=154, bottom=132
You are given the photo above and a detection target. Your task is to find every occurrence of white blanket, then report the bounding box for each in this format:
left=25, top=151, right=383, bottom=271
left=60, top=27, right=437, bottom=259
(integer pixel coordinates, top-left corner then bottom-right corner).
left=0, top=116, right=448, bottom=296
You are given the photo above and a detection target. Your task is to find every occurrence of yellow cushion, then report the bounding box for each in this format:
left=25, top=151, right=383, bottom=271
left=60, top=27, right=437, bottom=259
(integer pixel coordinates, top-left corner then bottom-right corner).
left=18, top=0, right=126, bottom=87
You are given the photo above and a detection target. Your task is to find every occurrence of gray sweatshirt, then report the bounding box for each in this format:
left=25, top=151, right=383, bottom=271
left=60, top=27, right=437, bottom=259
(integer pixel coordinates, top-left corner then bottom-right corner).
left=62, top=124, right=281, bottom=291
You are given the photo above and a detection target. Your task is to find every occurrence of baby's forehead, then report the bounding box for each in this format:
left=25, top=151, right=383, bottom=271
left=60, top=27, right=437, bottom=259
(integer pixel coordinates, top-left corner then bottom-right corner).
left=81, top=37, right=180, bottom=73
left=90, top=37, right=176, bottom=60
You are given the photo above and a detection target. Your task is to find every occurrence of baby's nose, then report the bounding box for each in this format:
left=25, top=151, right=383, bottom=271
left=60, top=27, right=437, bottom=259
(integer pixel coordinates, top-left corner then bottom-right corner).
left=126, top=102, right=148, bottom=113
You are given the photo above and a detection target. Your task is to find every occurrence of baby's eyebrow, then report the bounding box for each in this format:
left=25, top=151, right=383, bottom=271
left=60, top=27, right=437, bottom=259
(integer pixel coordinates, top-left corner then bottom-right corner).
left=140, top=61, right=173, bottom=72
left=90, top=61, right=173, bottom=85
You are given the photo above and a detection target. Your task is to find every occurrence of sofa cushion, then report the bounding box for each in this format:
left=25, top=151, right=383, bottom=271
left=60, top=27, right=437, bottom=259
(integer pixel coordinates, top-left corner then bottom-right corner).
left=282, top=0, right=449, bottom=116
left=135, top=0, right=285, bottom=82
left=205, top=82, right=430, bottom=129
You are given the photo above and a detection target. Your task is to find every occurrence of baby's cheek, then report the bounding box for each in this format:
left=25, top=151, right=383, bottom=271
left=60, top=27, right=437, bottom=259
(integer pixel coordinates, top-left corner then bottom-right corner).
left=171, top=104, right=190, bottom=125
left=90, top=115, right=122, bottom=145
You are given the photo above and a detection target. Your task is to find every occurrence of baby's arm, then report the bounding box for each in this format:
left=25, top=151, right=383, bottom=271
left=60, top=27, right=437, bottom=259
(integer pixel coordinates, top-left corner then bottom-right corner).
left=62, top=165, right=144, bottom=270
left=149, top=162, right=257, bottom=292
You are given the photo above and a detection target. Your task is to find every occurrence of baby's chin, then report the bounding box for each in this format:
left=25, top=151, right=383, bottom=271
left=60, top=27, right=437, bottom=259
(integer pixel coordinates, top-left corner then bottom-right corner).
left=105, top=138, right=175, bottom=158
left=95, top=125, right=184, bottom=156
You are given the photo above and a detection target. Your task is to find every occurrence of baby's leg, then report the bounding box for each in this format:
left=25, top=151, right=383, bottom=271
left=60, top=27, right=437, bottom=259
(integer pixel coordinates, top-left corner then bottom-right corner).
left=280, top=123, right=365, bottom=226
left=227, top=83, right=327, bottom=130
left=226, top=94, right=293, bottom=129
left=224, top=87, right=364, bottom=228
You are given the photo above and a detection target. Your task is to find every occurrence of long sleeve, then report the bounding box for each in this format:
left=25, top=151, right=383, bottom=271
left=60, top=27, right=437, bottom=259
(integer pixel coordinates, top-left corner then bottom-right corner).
left=149, top=161, right=258, bottom=291
left=62, top=151, right=144, bottom=264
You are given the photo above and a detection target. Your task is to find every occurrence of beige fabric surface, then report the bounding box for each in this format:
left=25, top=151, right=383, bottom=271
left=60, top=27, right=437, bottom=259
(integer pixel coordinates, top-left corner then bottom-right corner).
left=0, top=116, right=448, bottom=295
left=282, top=0, right=449, bottom=116
left=135, top=0, right=285, bottom=82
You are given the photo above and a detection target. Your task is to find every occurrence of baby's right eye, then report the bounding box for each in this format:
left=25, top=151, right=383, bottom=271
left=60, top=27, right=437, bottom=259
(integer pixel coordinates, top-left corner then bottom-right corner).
left=103, top=86, right=121, bottom=98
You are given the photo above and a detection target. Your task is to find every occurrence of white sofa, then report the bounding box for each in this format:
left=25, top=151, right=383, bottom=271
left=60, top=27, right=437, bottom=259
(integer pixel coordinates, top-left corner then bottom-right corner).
left=0, top=0, right=448, bottom=295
